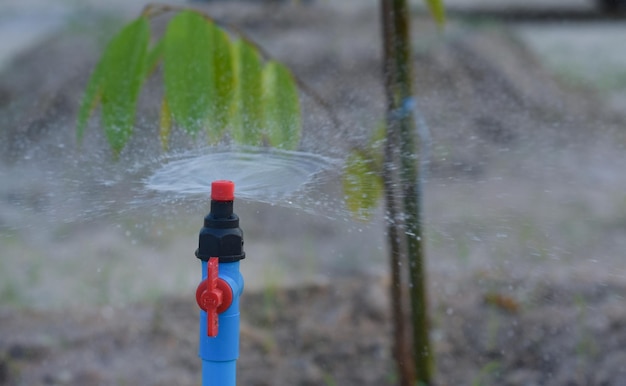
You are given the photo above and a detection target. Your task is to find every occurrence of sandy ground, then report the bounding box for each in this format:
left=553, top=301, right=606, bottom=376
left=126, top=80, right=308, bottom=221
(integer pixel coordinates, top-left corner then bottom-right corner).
left=1, top=1, right=626, bottom=385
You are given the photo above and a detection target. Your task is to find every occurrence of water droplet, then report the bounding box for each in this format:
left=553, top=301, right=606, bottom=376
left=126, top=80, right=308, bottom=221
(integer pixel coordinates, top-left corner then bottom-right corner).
left=145, top=147, right=337, bottom=206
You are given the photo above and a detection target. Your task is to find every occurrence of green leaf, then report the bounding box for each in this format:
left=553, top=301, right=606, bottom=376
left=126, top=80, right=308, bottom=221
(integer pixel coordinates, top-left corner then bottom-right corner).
left=210, top=26, right=234, bottom=142
left=261, top=61, right=301, bottom=149
left=100, top=17, right=150, bottom=156
left=76, top=56, right=105, bottom=144
left=164, top=10, right=215, bottom=136
left=159, top=97, right=172, bottom=151
left=231, top=39, right=263, bottom=146
left=342, top=151, right=384, bottom=221
left=424, top=0, right=446, bottom=27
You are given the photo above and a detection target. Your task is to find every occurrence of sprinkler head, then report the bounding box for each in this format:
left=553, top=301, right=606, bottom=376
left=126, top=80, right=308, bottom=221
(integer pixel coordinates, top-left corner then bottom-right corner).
left=196, top=180, right=245, bottom=263
left=211, top=180, right=235, bottom=201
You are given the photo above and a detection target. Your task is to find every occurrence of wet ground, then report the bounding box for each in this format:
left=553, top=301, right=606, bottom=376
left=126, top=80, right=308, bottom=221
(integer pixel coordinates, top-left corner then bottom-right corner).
left=1, top=1, right=626, bottom=385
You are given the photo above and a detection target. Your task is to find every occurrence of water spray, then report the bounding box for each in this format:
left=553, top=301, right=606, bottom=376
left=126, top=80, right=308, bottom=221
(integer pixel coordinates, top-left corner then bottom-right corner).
left=195, top=180, right=245, bottom=386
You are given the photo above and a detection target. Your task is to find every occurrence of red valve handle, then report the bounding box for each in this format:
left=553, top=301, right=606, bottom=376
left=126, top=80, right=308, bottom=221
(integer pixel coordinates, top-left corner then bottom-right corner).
left=196, top=258, right=233, bottom=337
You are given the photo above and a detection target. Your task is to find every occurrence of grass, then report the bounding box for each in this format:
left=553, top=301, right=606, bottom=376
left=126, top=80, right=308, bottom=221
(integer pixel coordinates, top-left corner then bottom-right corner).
left=0, top=276, right=23, bottom=307
left=574, top=295, right=598, bottom=362
left=0, top=249, right=29, bottom=307
left=322, top=372, right=338, bottom=386
left=471, top=360, right=501, bottom=386
left=261, top=264, right=286, bottom=325
left=485, top=308, right=501, bottom=352
left=552, top=62, right=626, bottom=93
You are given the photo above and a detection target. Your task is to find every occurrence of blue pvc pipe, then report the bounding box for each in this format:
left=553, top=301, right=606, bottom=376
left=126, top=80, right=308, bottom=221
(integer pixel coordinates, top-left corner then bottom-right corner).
left=202, top=360, right=236, bottom=385
left=199, top=260, right=244, bottom=386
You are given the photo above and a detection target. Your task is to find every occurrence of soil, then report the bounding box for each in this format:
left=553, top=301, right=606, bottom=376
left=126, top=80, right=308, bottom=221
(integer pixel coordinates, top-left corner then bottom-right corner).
left=2, top=1, right=626, bottom=385
left=2, top=276, right=626, bottom=386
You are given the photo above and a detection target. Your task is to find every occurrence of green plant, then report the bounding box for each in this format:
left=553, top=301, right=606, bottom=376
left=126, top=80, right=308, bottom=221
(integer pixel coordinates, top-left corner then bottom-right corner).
left=574, top=295, right=598, bottom=361
left=471, top=360, right=501, bottom=386
left=344, top=1, right=445, bottom=384
left=78, top=5, right=301, bottom=156
left=322, top=372, right=338, bottom=386
left=94, top=262, right=114, bottom=305
left=0, top=276, right=22, bottom=306
left=79, top=2, right=445, bottom=385
left=261, top=265, right=285, bottom=325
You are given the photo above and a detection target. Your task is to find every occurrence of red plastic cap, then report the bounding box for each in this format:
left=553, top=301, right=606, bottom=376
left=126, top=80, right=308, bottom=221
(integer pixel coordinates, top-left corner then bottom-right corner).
left=211, top=180, right=235, bottom=201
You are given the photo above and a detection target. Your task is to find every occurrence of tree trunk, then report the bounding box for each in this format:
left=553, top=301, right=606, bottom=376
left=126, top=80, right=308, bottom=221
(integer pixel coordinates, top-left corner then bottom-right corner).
left=380, top=0, right=433, bottom=384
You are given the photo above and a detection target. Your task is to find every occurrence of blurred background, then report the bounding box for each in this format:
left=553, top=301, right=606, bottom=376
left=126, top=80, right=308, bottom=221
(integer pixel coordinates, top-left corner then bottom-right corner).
left=1, top=0, right=626, bottom=384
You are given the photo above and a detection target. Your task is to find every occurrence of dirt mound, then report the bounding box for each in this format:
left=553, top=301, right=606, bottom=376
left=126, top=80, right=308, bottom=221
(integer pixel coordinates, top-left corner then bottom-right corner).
left=2, top=276, right=626, bottom=385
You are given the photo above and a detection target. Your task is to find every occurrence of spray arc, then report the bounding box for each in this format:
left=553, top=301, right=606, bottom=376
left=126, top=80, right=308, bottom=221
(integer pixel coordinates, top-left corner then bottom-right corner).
left=195, top=180, right=245, bottom=386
